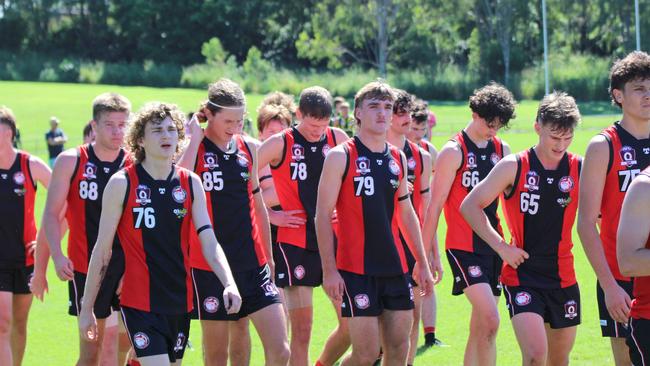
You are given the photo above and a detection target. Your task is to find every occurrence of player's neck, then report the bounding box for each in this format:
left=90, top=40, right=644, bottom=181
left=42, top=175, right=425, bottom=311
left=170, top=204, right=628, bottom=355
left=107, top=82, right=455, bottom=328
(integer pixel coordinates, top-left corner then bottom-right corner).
left=386, top=129, right=406, bottom=149
left=205, top=129, right=234, bottom=152
left=91, top=142, right=121, bottom=162
left=140, top=157, right=173, bottom=180
left=464, top=123, right=489, bottom=148
left=357, top=129, right=386, bottom=153
left=0, top=144, right=17, bottom=169
left=533, top=145, right=562, bottom=170
left=619, top=114, right=650, bottom=139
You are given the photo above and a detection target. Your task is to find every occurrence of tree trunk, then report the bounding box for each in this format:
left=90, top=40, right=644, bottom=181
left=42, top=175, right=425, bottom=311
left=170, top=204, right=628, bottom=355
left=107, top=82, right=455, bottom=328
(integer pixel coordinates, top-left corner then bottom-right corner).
left=376, top=0, right=390, bottom=78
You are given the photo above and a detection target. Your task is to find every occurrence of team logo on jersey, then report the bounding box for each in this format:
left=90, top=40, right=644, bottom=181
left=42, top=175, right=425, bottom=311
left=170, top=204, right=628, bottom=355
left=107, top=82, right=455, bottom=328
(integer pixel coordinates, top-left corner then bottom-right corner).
left=407, top=157, right=417, bottom=170
left=558, top=176, right=574, bottom=193
left=466, top=152, right=477, bottom=169
left=133, top=332, right=150, bottom=349
left=291, top=144, right=305, bottom=161
left=135, top=184, right=152, bottom=205
left=13, top=172, right=24, bottom=185
left=172, top=186, right=187, bottom=203
left=354, top=294, right=370, bottom=309
left=515, top=291, right=531, bottom=306
left=619, top=146, right=637, bottom=167
left=355, top=157, right=371, bottom=175
left=82, top=162, right=97, bottom=179
left=523, top=171, right=540, bottom=191
left=174, top=332, right=186, bottom=352
left=294, top=265, right=306, bottom=280
left=173, top=208, right=187, bottom=219
left=564, top=300, right=578, bottom=319
left=490, top=153, right=500, bottom=165
left=468, top=265, right=483, bottom=278
left=557, top=197, right=572, bottom=208
left=204, top=296, right=220, bottom=313
left=203, top=152, right=219, bottom=169
left=236, top=153, right=249, bottom=168
left=389, top=159, right=401, bottom=176
left=322, top=144, right=331, bottom=157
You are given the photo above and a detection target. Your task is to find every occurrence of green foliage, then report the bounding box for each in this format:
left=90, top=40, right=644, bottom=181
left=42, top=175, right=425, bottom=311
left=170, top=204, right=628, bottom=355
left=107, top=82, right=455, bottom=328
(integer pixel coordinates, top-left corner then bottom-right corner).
left=202, top=38, right=228, bottom=65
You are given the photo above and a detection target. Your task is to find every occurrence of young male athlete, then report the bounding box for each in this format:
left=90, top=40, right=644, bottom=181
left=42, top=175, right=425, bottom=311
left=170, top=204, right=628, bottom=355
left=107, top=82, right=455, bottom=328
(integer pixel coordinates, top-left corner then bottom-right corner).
left=577, top=51, right=650, bottom=366
left=316, top=81, right=434, bottom=366
left=43, top=93, right=133, bottom=365
left=617, top=166, right=650, bottom=366
left=178, top=79, right=290, bottom=366
left=421, top=83, right=514, bottom=365
left=385, top=89, right=433, bottom=364
left=79, top=102, right=242, bottom=366
left=258, top=87, right=349, bottom=366
left=0, top=106, right=52, bottom=366
left=462, top=92, right=582, bottom=366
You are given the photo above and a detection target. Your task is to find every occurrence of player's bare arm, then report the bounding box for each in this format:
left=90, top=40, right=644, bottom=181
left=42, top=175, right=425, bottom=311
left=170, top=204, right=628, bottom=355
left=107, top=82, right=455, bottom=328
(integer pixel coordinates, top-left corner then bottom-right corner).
left=578, top=135, right=631, bottom=323
left=617, top=174, right=650, bottom=276
left=29, top=156, right=56, bottom=300
left=78, top=172, right=126, bottom=342
left=189, top=172, right=242, bottom=314
left=43, top=149, right=78, bottom=281
left=246, top=141, right=274, bottom=277
left=332, top=127, right=350, bottom=144
left=460, top=155, right=529, bottom=268
left=315, top=146, right=346, bottom=302
left=419, top=149, right=432, bottom=220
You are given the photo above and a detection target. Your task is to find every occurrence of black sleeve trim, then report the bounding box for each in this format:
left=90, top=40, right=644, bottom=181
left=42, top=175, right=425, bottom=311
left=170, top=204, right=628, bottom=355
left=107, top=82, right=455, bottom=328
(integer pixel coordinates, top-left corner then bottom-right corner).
left=259, top=174, right=273, bottom=182
left=188, top=172, right=195, bottom=203
left=242, top=138, right=254, bottom=166
left=270, top=133, right=287, bottom=170
left=420, top=188, right=430, bottom=194
left=503, top=155, right=521, bottom=200
left=398, top=194, right=410, bottom=201
left=603, top=133, right=614, bottom=175
left=197, top=224, right=212, bottom=235
left=251, top=186, right=261, bottom=195
left=69, top=148, right=81, bottom=186
left=341, top=145, right=350, bottom=182
left=122, top=172, right=131, bottom=212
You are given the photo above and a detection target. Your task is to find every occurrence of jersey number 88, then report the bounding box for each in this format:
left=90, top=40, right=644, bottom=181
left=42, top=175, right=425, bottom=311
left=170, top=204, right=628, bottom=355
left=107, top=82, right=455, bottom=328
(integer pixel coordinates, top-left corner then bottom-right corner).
left=79, top=181, right=98, bottom=200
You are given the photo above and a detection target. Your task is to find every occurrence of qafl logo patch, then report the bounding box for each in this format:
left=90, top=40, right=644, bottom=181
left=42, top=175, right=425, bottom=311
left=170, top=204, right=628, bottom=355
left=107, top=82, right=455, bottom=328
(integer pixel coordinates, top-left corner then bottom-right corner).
left=203, top=152, right=218, bottom=169
left=82, top=162, right=97, bottom=179
left=355, top=157, right=371, bottom=175
left=135, top=185, right=152, bottom=205
left=524, top=171, right=540, bottom=191
left=620, top=146, right=637, bottom=167
left=466, top=152, right=477, bottom=169
left=291, top=144, right=305, bottom=161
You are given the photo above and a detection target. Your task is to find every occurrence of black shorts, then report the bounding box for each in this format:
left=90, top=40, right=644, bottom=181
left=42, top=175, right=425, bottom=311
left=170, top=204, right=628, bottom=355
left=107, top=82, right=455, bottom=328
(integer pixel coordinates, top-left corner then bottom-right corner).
left=0, top=265, right=33, bottom=294
left=69, top=269, right=122, bottom=319
left=446, top=249, right=502, bottom=296
left=273, top=243, right=322, bottom=288
left=628, top=317, right=650, bottom=366
left=597, top=279, right=634, bottom=338
left=191, top=264, right=281, bottom=320
left=503, top=284, right=581, bottom=329
left=340, top=271, right=414, bottom=317
left=120, top=306, right=190, bottom=362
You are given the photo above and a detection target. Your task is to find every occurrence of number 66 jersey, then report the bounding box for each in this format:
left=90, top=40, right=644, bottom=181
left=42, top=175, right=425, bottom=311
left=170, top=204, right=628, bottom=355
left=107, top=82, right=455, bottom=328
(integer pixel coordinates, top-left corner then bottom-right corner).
left=501, top=148, right=581, bottom=289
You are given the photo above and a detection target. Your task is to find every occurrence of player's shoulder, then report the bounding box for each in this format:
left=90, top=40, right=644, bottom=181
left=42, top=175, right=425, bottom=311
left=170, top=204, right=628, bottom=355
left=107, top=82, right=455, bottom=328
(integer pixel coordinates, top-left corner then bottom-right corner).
left=329, top=127, right=350, bottom=143
left=240, top=134, right=260, bottom=148
left=584, top=133, right=610, bottom=159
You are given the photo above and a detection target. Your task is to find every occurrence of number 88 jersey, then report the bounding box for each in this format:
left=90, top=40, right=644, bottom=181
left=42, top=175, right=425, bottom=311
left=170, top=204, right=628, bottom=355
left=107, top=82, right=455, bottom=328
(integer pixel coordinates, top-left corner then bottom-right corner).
left=501, top=148, right=581, bottom=289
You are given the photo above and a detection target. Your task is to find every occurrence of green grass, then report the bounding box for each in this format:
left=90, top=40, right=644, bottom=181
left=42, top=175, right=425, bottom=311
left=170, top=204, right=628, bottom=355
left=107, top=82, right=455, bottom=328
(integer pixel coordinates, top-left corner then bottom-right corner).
left=0, top=81, right=625, bottom=365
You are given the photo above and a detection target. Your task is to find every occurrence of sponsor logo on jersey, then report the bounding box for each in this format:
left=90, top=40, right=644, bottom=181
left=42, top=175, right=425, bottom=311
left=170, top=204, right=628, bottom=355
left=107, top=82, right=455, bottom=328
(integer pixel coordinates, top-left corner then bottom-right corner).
left=203, top=152, right=219, bottom=169
left=241, top=171, right=250, bottom=181
left=322, top=144, right=331, bottom=157
left=133, top=332, right=150, bottom=349
left=14, top=188, right=25, bottom=196
left=490, top=153, right=500, bottom=165
left=135, top=184, right=152, bottom=205
left=524, top=171, right=540, bottom=191
left=172, top=186, right=187, bottom=203
left=262, top=281, right=279, bottom=297
left=1, top=173, right=6, bottom=179
left=390, top=179, right=400, bottom=189
left=173, top=208, right=187, bottom=219
left=13, top=172, right=24, bottom=185
left=158, top=187, right=166, bottom=194
left=558, top=176, right=574, bottom=192
left=204, top=296, right=219, bottom=313
left=515, top=291, right=532, bottom=306
left=174, top=332, right=186, bottom=352
left=82, top=162, right=97, bottom=179
left=466, top=152, right=477, bottom=169
left=407, top=157, right=417, bottom=170
left=620, top=146, right=637, bottom=167
left=389, top=159, right=401, bottom=176
left=557, top=197, right=572, bottom=208
left=291, top=144, right=305, bottom=161
left=354, top=294, right=370, bottom=309
left=468, top=265, right=482, bottom=278
left=564, top=300, right=578, bottom=319
left=408, top=283, right=414, bottom=301
left=294, top=265, right=306, bottom=280
left=355, top=157, right=371, bottom=174
left=236, top=153, right=249, bottom=168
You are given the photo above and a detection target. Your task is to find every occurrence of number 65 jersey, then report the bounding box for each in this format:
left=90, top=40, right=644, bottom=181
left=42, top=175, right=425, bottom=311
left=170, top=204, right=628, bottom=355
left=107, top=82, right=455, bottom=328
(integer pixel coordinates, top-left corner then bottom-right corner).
left=501, top=148, right=581, bottom=289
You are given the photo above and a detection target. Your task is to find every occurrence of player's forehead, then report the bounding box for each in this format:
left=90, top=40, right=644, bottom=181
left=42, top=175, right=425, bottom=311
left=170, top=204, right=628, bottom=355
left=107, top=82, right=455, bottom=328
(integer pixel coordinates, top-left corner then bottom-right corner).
left=624, top=78, right=650, bottom=88
left=215, top=106, right=245, bottom=121
left=302, top=115, right=329, bottom=126
left=146, top=117, right=177, bottom=130
left=96, top=110, right=129, bottom=124
left=543, top=124, right=574, bottom=138
left=361, top=98, right=393, bottom=109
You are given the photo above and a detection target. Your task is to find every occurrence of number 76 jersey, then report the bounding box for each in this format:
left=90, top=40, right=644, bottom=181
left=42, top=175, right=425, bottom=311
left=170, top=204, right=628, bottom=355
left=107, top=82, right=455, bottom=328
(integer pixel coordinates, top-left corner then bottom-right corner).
left=501, top=148, right=581, bottom=289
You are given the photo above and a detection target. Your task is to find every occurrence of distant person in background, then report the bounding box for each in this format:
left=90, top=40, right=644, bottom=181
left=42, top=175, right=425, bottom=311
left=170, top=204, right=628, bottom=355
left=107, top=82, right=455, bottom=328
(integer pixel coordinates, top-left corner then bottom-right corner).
left=335, top=102, right=354, bottom=136
left=45, top=116, right=67, bottom=167
left=82, top=121, right=95, bottom=144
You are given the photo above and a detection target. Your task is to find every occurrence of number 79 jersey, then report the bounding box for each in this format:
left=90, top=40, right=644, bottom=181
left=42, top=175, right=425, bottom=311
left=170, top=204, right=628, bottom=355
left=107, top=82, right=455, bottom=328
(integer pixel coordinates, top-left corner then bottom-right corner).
left=501, top=148, right=581, bottom=289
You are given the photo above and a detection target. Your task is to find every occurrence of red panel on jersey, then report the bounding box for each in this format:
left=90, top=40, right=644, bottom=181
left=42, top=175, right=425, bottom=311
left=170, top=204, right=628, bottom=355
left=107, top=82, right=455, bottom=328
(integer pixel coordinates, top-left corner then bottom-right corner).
left=66, top=145, right=90, bottom=273
left=20, top=153, right=37, bottom=266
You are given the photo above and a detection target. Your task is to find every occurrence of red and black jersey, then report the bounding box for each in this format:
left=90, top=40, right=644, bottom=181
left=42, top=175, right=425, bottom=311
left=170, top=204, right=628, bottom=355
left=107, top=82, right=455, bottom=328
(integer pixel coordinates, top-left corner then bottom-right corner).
left=270, top=127, right=337, bottom=251
left=502, top=148, right=581, bottom=289
left=400, top=140, right=425, bottom=270
left=335, top=137, right=408, bottom=276
left=118, top=164, right=194, bottom=315
left=444, top=131, right=504, bottom=254
left=189, top=135, right=266, bottom=272
left=599, top=123, right=650, bottom=281
left=630, top=167, right=650, bottom=319
left=67, top=144, right=131, bottom=274
left=0, top=152, right=36, bottom=268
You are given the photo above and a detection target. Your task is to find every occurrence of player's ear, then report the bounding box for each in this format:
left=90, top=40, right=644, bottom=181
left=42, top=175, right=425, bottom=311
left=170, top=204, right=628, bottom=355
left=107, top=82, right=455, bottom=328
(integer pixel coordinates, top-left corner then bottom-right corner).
left=295, top=108, right=303, bottom=121
left=533, top=120, right=542, bottom=135
left=612, top=88, right=623, bottom=104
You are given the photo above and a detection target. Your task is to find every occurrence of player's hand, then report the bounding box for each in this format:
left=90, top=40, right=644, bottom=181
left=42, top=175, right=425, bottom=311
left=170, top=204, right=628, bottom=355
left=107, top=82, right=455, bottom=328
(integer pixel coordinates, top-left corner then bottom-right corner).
left=407, top=181, right=414, bottom=194
left=29, top=272, right=49, bottom=301
left=52, top=253, right=74, bottom=281
left=497, top=242, right=529, bottom=269
left=187, top=112, right=205, bottom=139
left=27, top=240, right=37, bottom=256
left=430, top=255, right=444, bottom=285
left=603, top=282, right=632, bottom=324
left=269, top=209, right=306, bottom=228
left=78, top=309, right=98, bottom=342
left=323, top=269, right=345, bottom=303
left=223, top=284, right=242, bottom=314
left=413, top=260, right=434, bottom=296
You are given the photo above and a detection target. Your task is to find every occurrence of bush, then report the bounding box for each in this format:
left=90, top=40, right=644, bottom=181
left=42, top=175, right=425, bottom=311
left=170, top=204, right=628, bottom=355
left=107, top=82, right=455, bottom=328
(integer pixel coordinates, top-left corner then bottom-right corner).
left=79, top=62, right=104, bottom=84
left=142, top=61, right=182, bottom=87
left=180, top=57, right=242, bottom=89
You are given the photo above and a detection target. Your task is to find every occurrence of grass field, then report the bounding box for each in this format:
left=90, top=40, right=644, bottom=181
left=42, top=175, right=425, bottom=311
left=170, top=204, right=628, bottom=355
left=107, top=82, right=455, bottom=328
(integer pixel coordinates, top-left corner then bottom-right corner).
left=0, top=81, right=625, bottom=365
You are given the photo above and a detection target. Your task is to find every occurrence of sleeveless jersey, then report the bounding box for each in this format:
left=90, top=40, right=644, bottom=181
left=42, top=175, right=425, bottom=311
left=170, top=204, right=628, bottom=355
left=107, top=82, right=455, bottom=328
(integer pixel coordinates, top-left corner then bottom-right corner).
left=0, top=152, right=36, bottom=268
left=501, top=149, right=581, bottom=289
left=67, top=144, right=130, bottom=274
left=189, top=135, right=266, bottom=272
left=118, top=164, right=194, bottom=314
left=630, top=167, right=650, bottom=319
left=400, top=140, right=425, bottom=270
left=270, top=127, right=337, bottom=251
left=336, top=137, right=408, bottom=276
left=444, top=131, right=504, bottom=254
left=599, top=123, right=650, bottom=281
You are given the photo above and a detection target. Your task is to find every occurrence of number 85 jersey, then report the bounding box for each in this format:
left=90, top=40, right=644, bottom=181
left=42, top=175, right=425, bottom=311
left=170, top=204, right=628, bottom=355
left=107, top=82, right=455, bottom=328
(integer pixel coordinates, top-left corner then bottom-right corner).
left=501, top=148, right=581, bottom=289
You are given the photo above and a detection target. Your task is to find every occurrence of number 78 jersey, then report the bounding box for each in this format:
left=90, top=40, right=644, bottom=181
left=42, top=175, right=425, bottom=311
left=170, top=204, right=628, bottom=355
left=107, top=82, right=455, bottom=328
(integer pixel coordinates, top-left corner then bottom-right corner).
left=501, top=148, right=581, bottom=289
